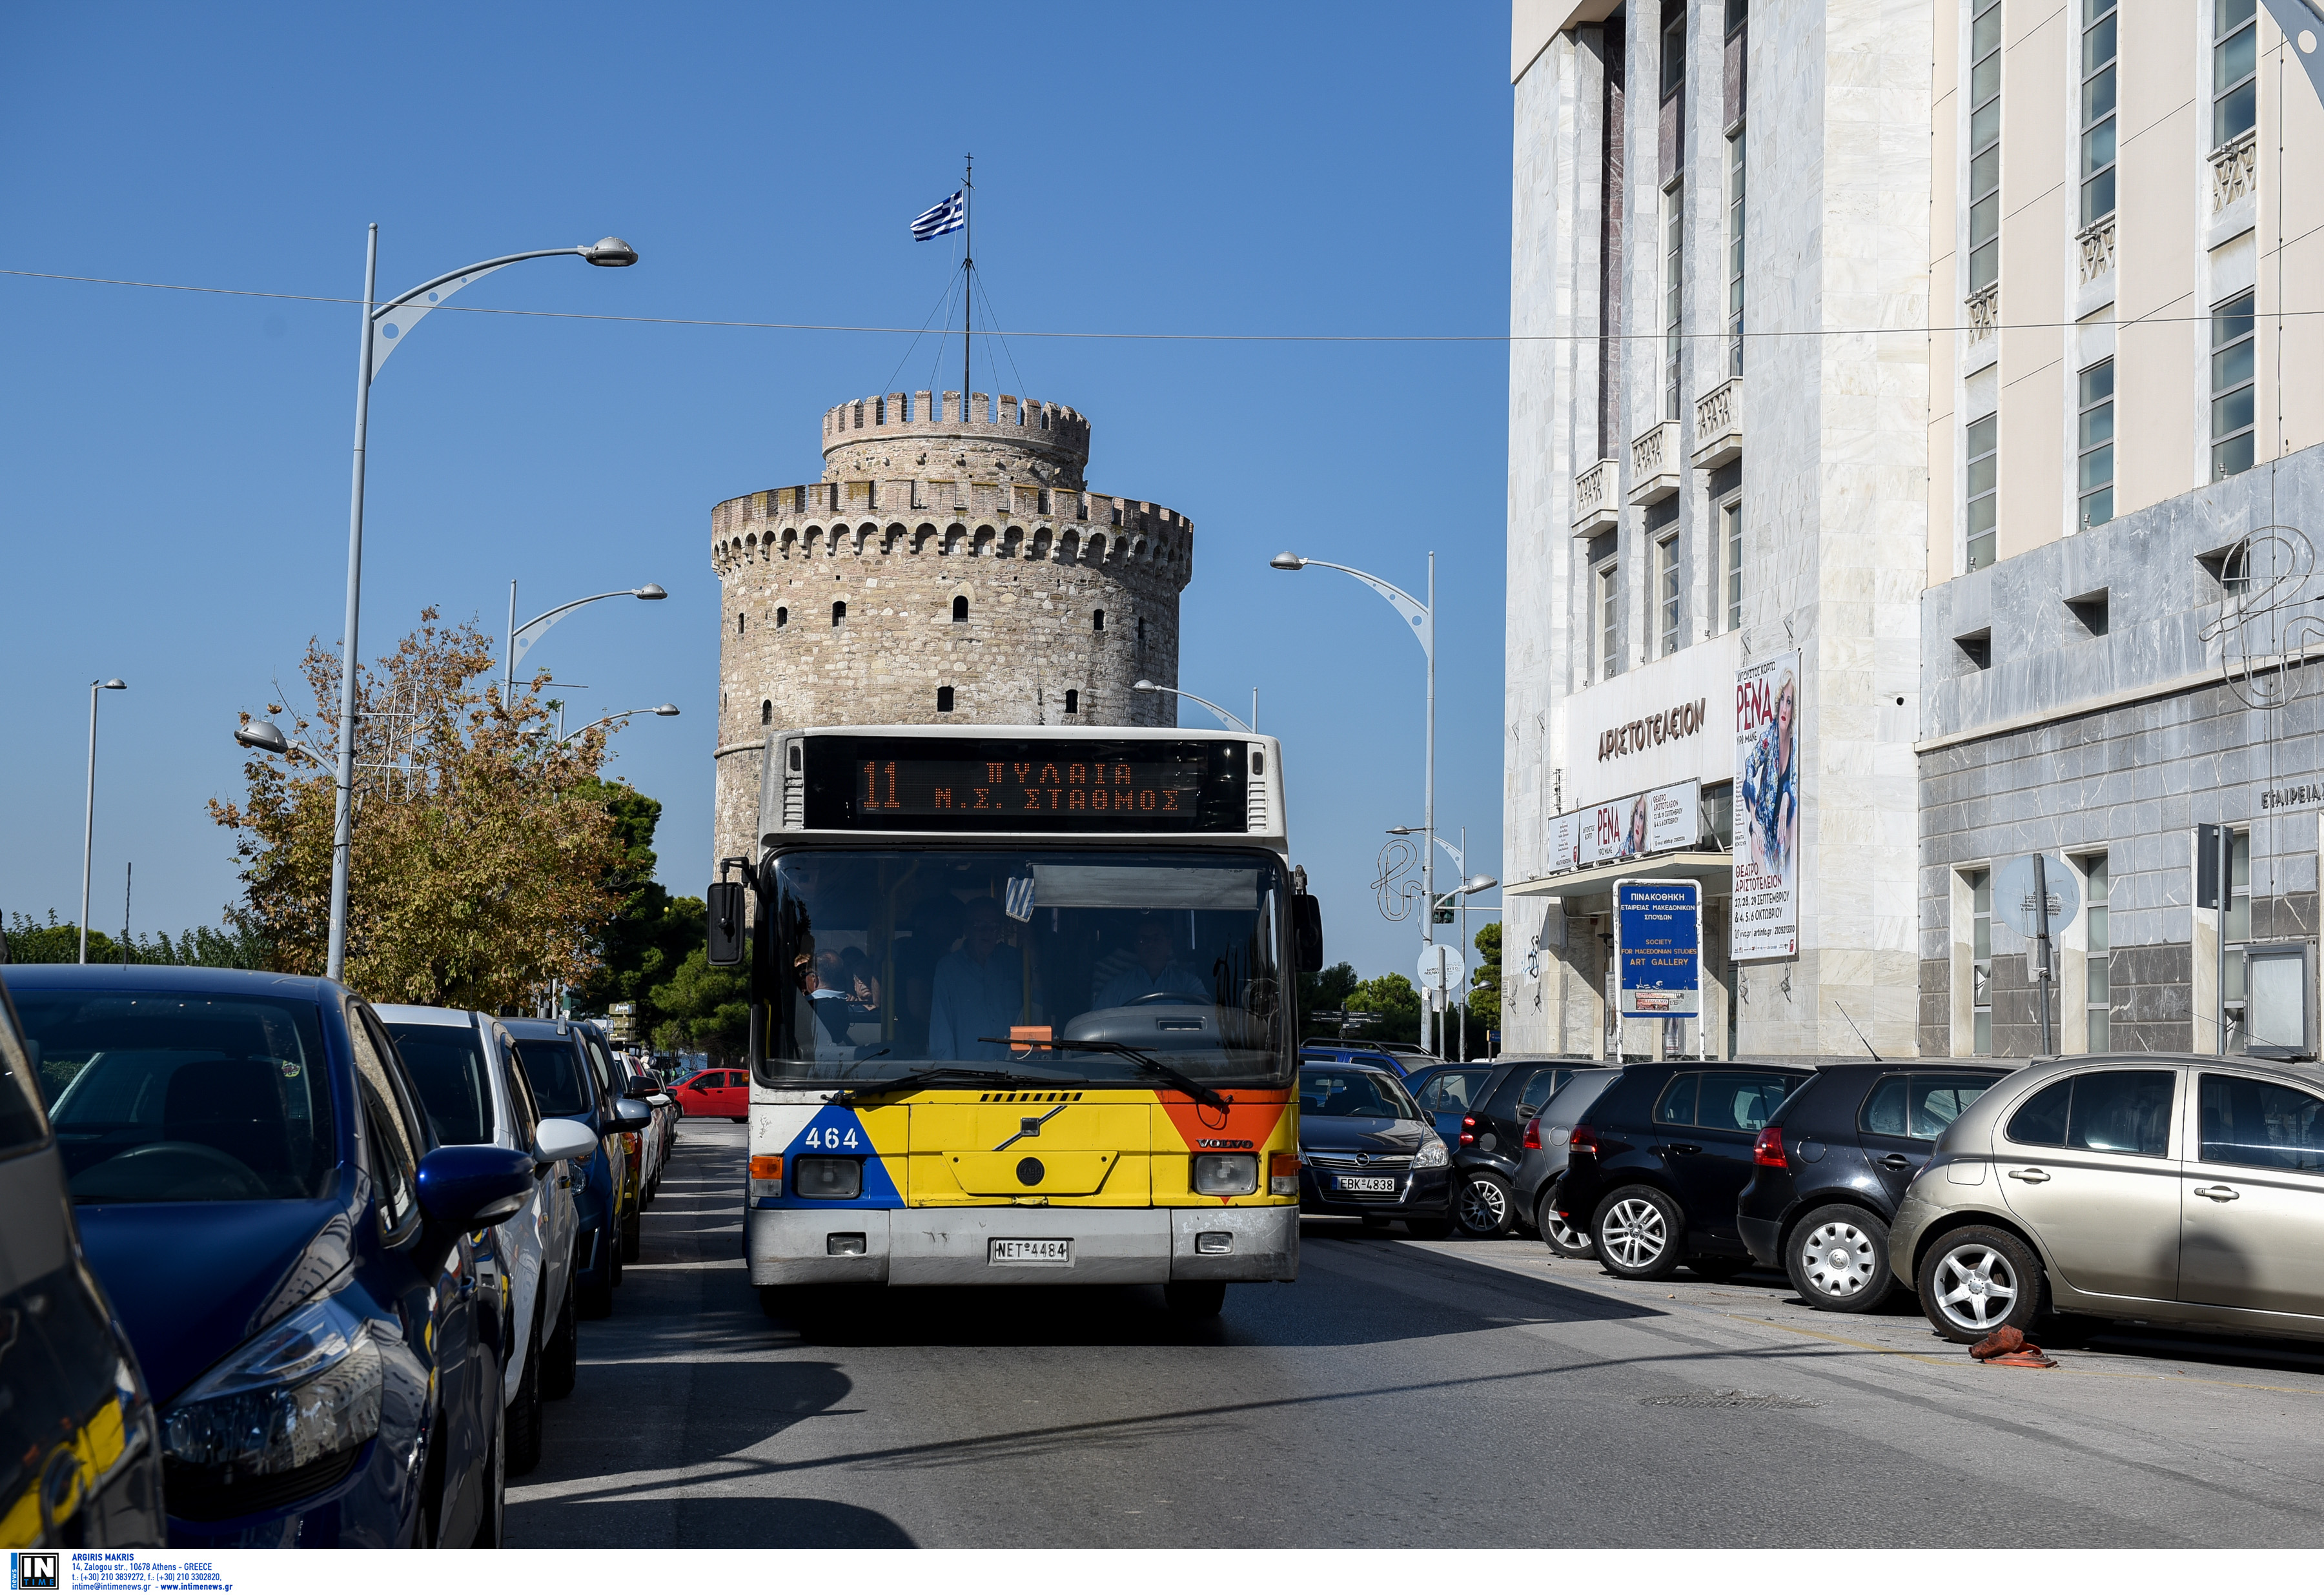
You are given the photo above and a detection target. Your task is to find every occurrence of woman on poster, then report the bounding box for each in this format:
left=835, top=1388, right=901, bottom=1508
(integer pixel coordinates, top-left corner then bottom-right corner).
left=1742, top=671, right=1799, bottom=880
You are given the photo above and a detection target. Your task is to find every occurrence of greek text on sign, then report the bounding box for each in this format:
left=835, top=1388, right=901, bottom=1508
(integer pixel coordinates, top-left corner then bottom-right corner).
left=1544, top=780, right=1702, bottom=876
left=1615, top=879, right=1702, bottom=1020
left=1599, top=698, right=1710, bottom=762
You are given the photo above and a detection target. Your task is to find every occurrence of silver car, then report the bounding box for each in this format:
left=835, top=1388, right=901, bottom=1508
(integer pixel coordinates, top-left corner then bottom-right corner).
left=1891, top=1053, right=2324, bottom=1345
left=1505, top=1067, right=1622, bottom=1256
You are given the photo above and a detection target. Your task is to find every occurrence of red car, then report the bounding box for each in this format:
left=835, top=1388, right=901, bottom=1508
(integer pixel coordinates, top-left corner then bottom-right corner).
left=673, top=1067, right=749, bottom=1121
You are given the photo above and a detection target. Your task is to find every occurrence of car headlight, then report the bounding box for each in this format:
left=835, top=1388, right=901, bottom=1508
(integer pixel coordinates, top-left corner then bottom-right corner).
left=162, top=1294, right=383, bottom=1499
left=1413, top=1135, right=1449, bottom=1169
left=1191, top=1153, right=1258, bottom=1196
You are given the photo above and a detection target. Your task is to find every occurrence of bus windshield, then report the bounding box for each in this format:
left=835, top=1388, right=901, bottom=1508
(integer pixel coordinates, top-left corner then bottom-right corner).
left=760, top=848, right=1293, bottom=1090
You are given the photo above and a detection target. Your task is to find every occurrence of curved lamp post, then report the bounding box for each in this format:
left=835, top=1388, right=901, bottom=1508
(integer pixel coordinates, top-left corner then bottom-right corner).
left=323, top=229, right=637, bottom=981
left=1132, top=678, right=1251, bottom=733
left=507, top=583, right=667, bottom=696
left=558, top=704, right=678, bottom=746
left=79, top=678, right=127, bottom=963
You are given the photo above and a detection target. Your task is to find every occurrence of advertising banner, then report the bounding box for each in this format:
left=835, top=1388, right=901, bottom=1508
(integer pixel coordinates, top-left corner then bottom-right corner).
left=1544, top=779, right=1702, bottom=877
left=1616, top=879, right=1701, bottom=1017
left=1733, top=651, right=1801, bottom=960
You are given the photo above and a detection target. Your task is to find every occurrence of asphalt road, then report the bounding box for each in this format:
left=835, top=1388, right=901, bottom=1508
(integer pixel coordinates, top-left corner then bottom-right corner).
left=507, top=1119, right=2324, bottom=1548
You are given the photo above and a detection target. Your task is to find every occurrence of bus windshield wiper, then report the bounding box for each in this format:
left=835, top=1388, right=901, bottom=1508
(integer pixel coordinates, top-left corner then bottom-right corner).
left=981, top=1038, right=1231, bottom=1112
left=831, top=1066, right=1063, bottom=1104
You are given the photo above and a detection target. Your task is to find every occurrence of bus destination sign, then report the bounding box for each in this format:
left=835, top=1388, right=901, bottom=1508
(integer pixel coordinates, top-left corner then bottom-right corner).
left=801, top=736, right=1252, bottom=833
left=859, top=756, right=1203, bottom=817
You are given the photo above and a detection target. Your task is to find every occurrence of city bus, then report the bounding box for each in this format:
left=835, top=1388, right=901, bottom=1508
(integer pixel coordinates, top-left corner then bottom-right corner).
left=705, top=725, right=1322, bottom=1318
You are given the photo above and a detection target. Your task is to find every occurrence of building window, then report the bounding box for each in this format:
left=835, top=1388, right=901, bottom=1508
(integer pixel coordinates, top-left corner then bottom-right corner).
left=2078, top=360, right=2115, bottom=528
left=1093, top=608, right=1105, bottom=632
left=2082, top=854, right=2110, bottom=1051
left=936, top=686, right=955, bottom=713
left=2212, top=290, right=2256, bottom=480
left=1726, top=130, right=1746, bottom=378
left=1970, top=868, right=1993, bottom=1056
left=2081, top=0, right=2117, bottom=227
left=831, top=600, right=846, bottom=627
left=737, top=611, right=746, bottom=635
left=1726, top=0, right=1746, bottom=30
left=1064, top=689, right=1079, bottom=715
left=2225, top=826, right=2252, bottom=1036
left=1656, top=534, right=1681, bottom=656
left=1662, top=8, right=1686, bottom=97
left=2215, top=0, right=2258, bottom=148
left=1966, top=413, right=1998, bottom=570
left=775, top=606, right=788, bottom=628
left=1597, top=560, right=1621, bottom=680
left=1664, top=179, right=1685, bottom=422
left=759, top=699, right=771, bottom=726
left=1968, top=0, right=2002, bottom=291
left=1721, top=497, right=1743, bottom=632
left=952, top=595, right=968, bottom=622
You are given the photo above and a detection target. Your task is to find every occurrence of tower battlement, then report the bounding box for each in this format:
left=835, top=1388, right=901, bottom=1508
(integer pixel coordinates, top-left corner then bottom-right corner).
left=822, top=391, right=1090, bottom=489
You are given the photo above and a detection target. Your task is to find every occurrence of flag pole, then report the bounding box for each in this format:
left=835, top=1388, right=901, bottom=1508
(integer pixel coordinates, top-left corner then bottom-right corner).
left=961, top=153, right=973, bottom=412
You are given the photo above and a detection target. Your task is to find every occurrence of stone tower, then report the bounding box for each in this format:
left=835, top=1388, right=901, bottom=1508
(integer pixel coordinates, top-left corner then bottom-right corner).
left=709, top=389, right=1195, bottom=866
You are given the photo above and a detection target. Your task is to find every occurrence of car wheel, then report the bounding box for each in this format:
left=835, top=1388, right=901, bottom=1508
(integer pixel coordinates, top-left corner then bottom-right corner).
left=505, top=1305, right=544, bottom=1476
left=1788, top=1205, right=1894, bottom=1313
left=540, top=1268, right=578, bottom=1397
left=1163, top=1281, right=1227, bottom=1317
left=1538, top=1187, right=1596, bottom=1259
left=1593, top=1185, right=1684, bottom=1281
left=621, top=1212, right=642, bottom=1265
left=1454, top=1170, right=1516, bottom=1238
left=1916, top=1224, right=2045, bottom=1344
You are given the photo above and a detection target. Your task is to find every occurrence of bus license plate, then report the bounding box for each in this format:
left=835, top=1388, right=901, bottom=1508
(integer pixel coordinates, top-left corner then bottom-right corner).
left=1335, top=1175, right=1396, bottom=1194
left=990, top=1238, right=1073, bottom=1266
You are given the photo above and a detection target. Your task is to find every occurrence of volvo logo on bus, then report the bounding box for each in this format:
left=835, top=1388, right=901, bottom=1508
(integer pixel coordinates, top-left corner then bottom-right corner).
left=1196, top=1139, right=1255, bottom=1150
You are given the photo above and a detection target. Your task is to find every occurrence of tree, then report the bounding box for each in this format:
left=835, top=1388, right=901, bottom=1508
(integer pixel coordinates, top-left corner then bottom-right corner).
left=209, top=610, right=628, bottom=1011
left=649, top=944, right=748, bottom=1063
left=568, top=781, right=704, bottom=1043
left=1468, top=920, right=1503, bottom=1033
left=1297, top=960, right=1360, bottom=1041
left=2, top=911, right=269, bottom=968
left=1345, top=971, right=1423, bottom=1044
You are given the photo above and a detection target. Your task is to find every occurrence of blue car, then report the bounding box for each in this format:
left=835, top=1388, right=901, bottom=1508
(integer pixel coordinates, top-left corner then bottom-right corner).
left=503, top=1019, right=651, bottom=1320
left=1298, top=1043, right=1427, bottom=1078
left=1402, top=1062, right=1494, bottom=1152
left=12, top=967, right=536, bottom=1548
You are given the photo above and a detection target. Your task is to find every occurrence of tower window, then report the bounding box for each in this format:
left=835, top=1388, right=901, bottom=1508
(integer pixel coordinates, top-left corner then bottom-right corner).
left=1136, top=616, right=1146, bottom=646
left=952, top=595, right=969, bottom=622
left=832, top=600, right=847, bottom=627
left=776, top=606, right=788, bottom=627
left=760, top=700, right=772, bottom=726
left=1093, top=608, right=1106, bottom=633
left=737, top=612, right=746, bottom=635
left=1064, top=689, right=1079, bottom=715
left=937, top=686, right=955, bottom=713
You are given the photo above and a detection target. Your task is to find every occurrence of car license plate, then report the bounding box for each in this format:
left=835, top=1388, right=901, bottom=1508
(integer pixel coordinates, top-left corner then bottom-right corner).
left=989, top=1238, right=1072, bottom=1265
left=1335, top=1175, right=1397, bottom=1194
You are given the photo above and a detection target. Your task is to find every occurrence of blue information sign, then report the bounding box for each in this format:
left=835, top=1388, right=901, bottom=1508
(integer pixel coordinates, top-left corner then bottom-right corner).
left=1615, top=879, right=1701, bottom=1019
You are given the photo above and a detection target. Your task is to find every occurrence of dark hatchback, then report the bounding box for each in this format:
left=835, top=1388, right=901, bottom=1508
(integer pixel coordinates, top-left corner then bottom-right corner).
left=1448, top=1057, right=1595, bottom=1238
left=1555, top=1061, right=1812, bottom=1280
left=1738, top=1063, right=2007, bottom=1311
left=1294, top=1062, right=1452, bottom=1237
left=11, top=966, right=535, bottom=1547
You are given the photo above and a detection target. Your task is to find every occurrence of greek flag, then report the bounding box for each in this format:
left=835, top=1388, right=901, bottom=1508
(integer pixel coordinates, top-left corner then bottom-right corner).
left=910, top=189, right=965, bottom=240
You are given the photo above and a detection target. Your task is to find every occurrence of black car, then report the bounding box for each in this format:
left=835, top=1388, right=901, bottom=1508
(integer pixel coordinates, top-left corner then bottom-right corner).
left=1503, top=1067, right=1622, bottom=1254
left=1554, top=1061, right=1813, bottom=1279
left=1294, top=1062, right=1453, bottom=1237
left=1449, top=1057, right=1595, bottom=1238
left=0, top=973, right=165, bottom=1549
left=505, top=1020, right=653, bottom=1318
left=1737, top=1062, right=2008, bottom=1311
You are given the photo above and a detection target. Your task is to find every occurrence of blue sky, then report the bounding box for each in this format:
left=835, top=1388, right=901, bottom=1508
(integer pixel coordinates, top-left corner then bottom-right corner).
left=0, top=3, right=1512, bottom=986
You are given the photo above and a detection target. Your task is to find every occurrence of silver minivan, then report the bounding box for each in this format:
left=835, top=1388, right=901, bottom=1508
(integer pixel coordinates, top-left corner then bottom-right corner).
left=1891, top=1053, right=2324, bottom=1345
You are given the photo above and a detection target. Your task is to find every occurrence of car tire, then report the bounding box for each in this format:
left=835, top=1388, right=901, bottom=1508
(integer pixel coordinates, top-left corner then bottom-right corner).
left=1593, top=1184, right=1684, bottom=1281
left=1917, top=1224, right=2046, bottom=1344
left=540, top=1269, right=578, bottom=1397
left=1454, top=1170, right=1516, bottom=1238
left=621, top=1212, right=642, bottom=1265
left=505, top=1306, right=544, bottom=1476
left=1538, top=1186, right=1596, bottom=1259
left=1405, top=1214, right=1454, bottom=1240
left=1788, top=1205, right=1894, bottom=1313
left=1163, top=1281, right=1227, bottom=1317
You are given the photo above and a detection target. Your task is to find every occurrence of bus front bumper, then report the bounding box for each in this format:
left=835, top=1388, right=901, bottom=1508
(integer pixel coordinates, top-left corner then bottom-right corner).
left=746, top=1203, right=1299, bottom=1286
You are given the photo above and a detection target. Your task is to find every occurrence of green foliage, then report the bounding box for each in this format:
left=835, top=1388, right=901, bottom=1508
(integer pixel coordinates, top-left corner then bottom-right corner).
left=568, top=779, right=700, bottom=1044
left=1296, top=960, right=1360, bottom=1040
left=1469, top=920, right=1503, bottom=1031
left=1345, top=971, right=1422, bottom=1044
left=3, top=911, right=269, bottom=969
left=648, top=946, right=749, bottom=1064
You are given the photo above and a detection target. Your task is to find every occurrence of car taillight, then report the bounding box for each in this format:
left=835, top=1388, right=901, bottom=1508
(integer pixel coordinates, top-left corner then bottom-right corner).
left=1460, top=1113, right=1477, bottom=1147
left=749, top=1153, right=784, bottom=1200
left=1522, top=1116, right=1543, bottom=1151
left=1753, top=1127, right=1787, bottom=1168
left=1568, top=1124, right=1598, bottom=1157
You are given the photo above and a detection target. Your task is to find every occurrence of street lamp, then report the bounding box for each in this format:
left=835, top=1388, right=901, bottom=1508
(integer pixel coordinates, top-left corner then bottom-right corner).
left=558, top=704, right=679, bottom=746
left=79, top=678, right=127, bottom=964
left=1274, top=547, right=1438, bottom=1046
left=506, top=582, right=668, bottom=697
left=1132, top=679, right=1251, bottom=734
left=323, top=227, right=637, bottom=982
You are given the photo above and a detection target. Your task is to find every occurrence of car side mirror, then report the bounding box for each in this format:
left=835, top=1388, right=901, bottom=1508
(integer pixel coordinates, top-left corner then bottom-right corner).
left=414, top=1144, right=535, bottom=1230
left=1293, top=891, right=1324, bottom=973
left=532, top=1117, right=596, bottom=1164
left=606, top=1097, right=653, bottom=1135
left=622, top=1076, right=655, bottom=1099
left=707, top=880, right=747, bottom=966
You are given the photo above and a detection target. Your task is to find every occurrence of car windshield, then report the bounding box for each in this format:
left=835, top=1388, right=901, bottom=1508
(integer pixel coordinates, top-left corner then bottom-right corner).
left=513, top=1038, right=595, bottom=1118
left=17, top=990, right=338, bottom=1203
left=1299, top=1069, right=1418, bottom=1119
left=760, top=848, right=1293, bottom=1088
left=384, top=1021, right=493, bottom=1145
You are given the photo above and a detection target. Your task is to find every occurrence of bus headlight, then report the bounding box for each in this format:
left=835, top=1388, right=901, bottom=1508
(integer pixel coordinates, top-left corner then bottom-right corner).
left=795, top=1157, right=863, bottom=1199
left=1191, top=1153, right=1258, bottom=1196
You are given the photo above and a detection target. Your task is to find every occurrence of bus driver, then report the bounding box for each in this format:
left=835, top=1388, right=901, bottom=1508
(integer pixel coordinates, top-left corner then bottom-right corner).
left=1094, top=914, right=1210, bottom=1010
left=927, top=897, right=1023, bottom=1061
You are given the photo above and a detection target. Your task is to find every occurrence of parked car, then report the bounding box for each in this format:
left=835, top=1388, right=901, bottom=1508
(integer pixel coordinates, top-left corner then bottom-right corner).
left=1449, top=1057, right=1597, bottom=1238
left=0, top=972, right=165, bottom=1550
left=1298, top=1042, right=1427, bottom=1078
left=1294, top=1061, right=1453, bottom=1237
left=505, top=1019, right=651, bottom=1318
left=1405, top=1063, right=1494, bottom=1155
left=626, top=1068, right=677, bottom=1199
left=1893, top=1055, right=2324, bottom=1346
left=378, top=1006, right=590, bottom=1474
left=13, top=966, right=541, bottom=1547
left=670, top=1066, right=748, bottom=1121
left=1505, top=1067, right=1622, bottom=1256
left=1736, top=1062, right=2008, bottom=1312
left=1554, top=1061, right=1813, bottom=1280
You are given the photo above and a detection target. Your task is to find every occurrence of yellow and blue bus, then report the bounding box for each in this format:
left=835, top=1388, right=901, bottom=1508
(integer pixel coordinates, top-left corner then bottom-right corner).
left=706, top=726, right=1322, bottom=1317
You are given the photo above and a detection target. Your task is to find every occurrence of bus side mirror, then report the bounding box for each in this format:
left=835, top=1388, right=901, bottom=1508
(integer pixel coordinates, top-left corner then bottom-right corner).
left=1293, top=892, right=1324, bottom=973
left=706, top=881, right=746, bottom=966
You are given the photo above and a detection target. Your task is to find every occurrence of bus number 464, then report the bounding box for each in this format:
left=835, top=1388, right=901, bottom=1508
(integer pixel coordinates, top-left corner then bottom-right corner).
left=802, top=1126, right=861, bottom=1150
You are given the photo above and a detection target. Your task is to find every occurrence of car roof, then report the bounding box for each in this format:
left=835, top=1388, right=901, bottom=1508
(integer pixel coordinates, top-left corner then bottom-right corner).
left=374, top=1002, right=482, bottom=1028
left=502, top=1017, right=588, bottom=1041
left=1299, top=1057, right=1402, bottom=1078
left=0, top=964, right=341, bottom=999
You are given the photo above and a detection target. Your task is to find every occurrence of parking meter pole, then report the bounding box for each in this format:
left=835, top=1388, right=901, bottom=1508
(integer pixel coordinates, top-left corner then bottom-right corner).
left=2032, top=851, right=2055, bottom=1055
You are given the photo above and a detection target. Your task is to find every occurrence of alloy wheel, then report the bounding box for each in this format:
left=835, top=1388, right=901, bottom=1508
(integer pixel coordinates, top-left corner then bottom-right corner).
left=1798, top=1219, right=1878, bottom=1299
left=1545, top=1211, right=1592, bottom=1253
left=1932, top=1243, right=2020, bottom=1334
left=1600, top=1197, right=1668, bottom=1270
left=1458, top=1177, right=1509, bottom=1234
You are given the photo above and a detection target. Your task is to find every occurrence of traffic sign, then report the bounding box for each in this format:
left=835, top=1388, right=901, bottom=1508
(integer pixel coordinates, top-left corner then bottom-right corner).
left=1417, top=943, right=1467, bottom=995
left=1992, top=854, right=2079, bottom=939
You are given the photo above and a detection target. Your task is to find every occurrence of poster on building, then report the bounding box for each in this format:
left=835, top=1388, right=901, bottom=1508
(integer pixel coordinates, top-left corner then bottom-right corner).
left=1733, top=651, right=1800, bottom=960
left=1545, top=780, right=1702, bottom=876
left=1615, top=878, right=1701, bottom=1017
